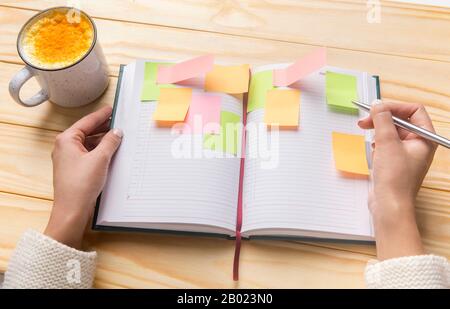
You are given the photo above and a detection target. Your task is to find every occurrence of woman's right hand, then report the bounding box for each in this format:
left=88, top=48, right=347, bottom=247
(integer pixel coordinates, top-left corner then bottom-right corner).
left=358, top=100, right=437, bottom=260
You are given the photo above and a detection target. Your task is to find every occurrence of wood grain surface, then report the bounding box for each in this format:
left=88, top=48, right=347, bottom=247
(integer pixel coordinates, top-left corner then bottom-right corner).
left=0, top=0, right=448, bottom=288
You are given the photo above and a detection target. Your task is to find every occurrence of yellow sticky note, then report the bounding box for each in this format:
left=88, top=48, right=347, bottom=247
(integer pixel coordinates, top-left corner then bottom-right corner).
left=264, top=89, right=301, bottom=128
left=153, top=88, right=192, bottom=122
left=205, top=64, right=250, bottom=94
left=332, top=132, right=369, bottom=176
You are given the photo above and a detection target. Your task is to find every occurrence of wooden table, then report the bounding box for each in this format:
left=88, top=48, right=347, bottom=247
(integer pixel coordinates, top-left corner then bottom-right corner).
left=0, top=0, right=448, bottom=288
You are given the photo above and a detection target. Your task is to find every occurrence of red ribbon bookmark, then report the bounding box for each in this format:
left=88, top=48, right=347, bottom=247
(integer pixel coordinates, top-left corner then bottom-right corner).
left=233, top=231, right=242, bottom=281
left=233, top=97, right=248, bottom=281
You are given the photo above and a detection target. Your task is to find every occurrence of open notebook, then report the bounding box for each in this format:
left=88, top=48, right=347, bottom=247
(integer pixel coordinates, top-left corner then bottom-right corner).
left=94, top=57, right=379, bottom=244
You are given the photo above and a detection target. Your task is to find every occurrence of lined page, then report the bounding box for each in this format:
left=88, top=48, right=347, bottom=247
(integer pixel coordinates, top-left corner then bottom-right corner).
left=124, top=101, right=241, bottom=230
left=98, top=60, right=241, bottom=232
left=242, top=65, right=372, bottom=237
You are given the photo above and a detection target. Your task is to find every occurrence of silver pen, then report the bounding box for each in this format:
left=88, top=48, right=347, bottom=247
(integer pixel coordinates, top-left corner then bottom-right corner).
left=352, top=100, right=450, bottom=149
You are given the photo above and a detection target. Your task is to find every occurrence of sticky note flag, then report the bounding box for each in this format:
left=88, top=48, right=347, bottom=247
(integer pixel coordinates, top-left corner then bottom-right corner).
left=204, top=111, right=241, bottom=155
left=153, top=88, right=192, bottom=122
left=273, top=47, right=327, bottom=87
left=247, top=70, right=274, bottom=113
left=332, top=132, right=369, bottom=176
left=141, top=62, right=175, bottom=101
left=205, top=64, right=250, bottom=94
left=326, top=71, right=359, bottom=114
left=182, top=94, right=221, bottom=134
left=203, top=134, right=224, bottom=154
left=157, top=55, right=214, bottom=84
left=264, top=89, right=301, bottom=128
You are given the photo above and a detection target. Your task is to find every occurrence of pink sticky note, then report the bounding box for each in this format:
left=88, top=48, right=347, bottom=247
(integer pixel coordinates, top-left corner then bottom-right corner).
left=182, top=94, right=221, bottom=134
left=157, top=55, right=215, bottom=84
left=273, top=47, right=327, bottom=87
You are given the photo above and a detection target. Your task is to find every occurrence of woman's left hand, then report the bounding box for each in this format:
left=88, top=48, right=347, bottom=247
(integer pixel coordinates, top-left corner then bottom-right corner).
left=45, top=106, right=123, bottom=249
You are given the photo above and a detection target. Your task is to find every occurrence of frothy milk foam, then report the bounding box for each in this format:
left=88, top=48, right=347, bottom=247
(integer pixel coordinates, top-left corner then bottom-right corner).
left=20, top=9, right=94, bottom=70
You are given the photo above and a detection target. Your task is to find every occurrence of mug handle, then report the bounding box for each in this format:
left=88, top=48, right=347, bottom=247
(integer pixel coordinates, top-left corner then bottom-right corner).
left=9, top=66, right=49, bottom=107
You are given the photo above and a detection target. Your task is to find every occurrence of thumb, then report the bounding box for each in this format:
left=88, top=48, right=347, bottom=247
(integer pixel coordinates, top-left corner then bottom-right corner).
left=371, top=103, right=400, bottom=145
left=94, top=128, right=123, bottom=161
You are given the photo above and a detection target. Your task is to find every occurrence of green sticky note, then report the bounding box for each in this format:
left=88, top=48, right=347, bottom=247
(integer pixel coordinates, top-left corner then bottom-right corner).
left=326, top=71, right=359, bottom=114
left=204, top=111, right=241, bottom=155
left=203, top=134, right=222, bottom=152
left=141, top=62, right=175, bottom=101
left=247, top=70, right=274, bottom=113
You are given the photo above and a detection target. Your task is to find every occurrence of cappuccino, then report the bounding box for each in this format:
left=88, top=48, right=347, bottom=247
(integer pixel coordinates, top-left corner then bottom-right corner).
left=20, top=8, right=94, bottom=70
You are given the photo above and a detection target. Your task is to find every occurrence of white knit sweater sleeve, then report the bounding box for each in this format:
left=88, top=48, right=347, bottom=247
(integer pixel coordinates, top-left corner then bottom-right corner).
left=2, top=229, right=96, bottom=289
left=365, top=255, right=450, bottom=289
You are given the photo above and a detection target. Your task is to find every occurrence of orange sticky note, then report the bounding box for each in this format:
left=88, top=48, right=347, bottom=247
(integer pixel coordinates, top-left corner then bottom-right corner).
left=332, top=132, right=369, bottom=176
left=153, top=88, right=192, bottom=122
left=264, top=89, right=301, bottom=128
left=205, top=64, right=250, bottom=94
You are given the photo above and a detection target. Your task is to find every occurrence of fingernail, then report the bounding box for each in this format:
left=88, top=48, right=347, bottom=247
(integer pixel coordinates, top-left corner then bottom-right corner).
left=358, top=116, right=369, bottom=124
left=358, top=116, right=367, bottom=122
left=113, top=128, right=123, bottom=138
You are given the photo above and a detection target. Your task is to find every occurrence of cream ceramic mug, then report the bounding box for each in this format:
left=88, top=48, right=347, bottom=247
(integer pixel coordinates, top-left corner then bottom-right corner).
left=9, top=7, right=109, bottom=108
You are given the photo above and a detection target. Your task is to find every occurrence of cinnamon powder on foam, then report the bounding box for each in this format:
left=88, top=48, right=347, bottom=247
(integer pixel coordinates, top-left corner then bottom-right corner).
left=22, top=11, right=94, bottom=69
